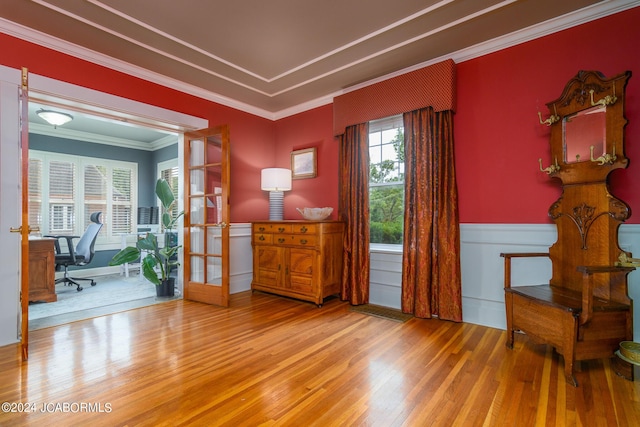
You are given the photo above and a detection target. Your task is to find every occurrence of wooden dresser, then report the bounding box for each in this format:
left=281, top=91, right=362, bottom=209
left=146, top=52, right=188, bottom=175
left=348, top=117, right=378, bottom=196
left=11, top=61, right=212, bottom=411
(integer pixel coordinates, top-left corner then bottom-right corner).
left=29, top=237, right=57, bottom=303
left=251, top=220, right=344, bottom=306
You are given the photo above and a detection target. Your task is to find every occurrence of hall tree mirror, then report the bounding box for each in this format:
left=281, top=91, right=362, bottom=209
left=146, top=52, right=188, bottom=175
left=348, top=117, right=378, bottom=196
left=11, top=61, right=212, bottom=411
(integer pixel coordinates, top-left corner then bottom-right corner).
left=563, top=105, right=606, bottom=163
left=539, top=70, right=630, bottom=180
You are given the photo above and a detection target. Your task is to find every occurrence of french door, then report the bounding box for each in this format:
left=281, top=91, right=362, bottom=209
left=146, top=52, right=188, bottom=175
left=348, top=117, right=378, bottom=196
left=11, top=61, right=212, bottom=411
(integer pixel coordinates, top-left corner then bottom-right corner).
left=183, top=126, right=230, bottom=306
left=0, top=67, right=30, bottom=359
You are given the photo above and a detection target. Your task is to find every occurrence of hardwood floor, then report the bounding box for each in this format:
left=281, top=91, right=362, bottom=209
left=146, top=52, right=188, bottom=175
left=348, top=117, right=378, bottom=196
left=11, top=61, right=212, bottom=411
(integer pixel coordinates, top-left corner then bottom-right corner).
left=1, top=291, right=638, bottom=426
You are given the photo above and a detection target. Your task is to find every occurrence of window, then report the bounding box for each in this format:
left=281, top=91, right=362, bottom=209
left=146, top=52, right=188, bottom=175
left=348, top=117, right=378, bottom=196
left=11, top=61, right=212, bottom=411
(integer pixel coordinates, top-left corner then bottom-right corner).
left=29, top=150, right=138, bottom=246
left=369, top=115, right=404, bottom=244
left=158, top=159, right=179, bottom=231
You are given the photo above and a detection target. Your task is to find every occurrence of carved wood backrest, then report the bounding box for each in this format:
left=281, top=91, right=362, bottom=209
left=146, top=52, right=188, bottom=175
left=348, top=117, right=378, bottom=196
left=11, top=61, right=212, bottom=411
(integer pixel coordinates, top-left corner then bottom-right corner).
left=540, top=71, right=631, bottom=295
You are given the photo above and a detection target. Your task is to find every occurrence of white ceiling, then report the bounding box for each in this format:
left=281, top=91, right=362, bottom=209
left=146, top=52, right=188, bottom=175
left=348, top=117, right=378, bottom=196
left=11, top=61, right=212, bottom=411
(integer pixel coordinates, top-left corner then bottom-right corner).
left=28, top=100, right=179, bottom=150
left=2, top=0, right=639, bottom=145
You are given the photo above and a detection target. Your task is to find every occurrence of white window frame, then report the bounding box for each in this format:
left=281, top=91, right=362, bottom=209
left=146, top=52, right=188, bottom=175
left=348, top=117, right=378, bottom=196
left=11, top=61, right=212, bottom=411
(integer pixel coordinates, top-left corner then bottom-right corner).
left=369, top=115, right=405, bottom=249
left=29, top=150, right=138, bottom=250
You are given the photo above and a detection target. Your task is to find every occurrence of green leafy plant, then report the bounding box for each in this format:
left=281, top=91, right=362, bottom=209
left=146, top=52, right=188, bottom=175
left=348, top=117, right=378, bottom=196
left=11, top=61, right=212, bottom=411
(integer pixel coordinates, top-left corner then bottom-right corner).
left=109, top=178, right=183, bottom=285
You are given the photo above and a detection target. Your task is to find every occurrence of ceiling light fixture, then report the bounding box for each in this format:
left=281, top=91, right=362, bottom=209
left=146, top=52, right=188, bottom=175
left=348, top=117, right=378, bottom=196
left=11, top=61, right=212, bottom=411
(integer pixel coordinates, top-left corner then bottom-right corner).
left=36, top=109, right=74, bottom=128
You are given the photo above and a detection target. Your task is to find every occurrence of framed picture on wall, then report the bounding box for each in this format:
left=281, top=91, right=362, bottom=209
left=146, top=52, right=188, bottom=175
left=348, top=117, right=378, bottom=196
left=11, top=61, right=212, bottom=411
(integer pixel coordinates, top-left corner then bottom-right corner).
left=291, top=147, right=317, bottom=179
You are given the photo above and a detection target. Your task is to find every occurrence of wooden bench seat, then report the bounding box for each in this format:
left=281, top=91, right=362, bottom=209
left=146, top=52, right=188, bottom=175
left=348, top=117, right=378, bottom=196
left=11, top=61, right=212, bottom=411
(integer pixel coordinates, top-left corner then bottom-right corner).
left=502, top=252, right=634, bottom=386
left=508, top=284, right=630, bottom=313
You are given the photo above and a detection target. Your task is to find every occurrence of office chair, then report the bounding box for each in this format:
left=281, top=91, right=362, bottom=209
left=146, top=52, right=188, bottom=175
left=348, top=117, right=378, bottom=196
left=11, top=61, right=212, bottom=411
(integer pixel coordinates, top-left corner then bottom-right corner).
left=45, top=212, right=103, bottom=291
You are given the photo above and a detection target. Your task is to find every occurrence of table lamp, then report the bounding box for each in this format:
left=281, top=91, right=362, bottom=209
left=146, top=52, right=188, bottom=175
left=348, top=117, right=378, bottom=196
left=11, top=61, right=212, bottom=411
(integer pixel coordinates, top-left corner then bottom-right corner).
left=261, top=168, right=292, bottom=220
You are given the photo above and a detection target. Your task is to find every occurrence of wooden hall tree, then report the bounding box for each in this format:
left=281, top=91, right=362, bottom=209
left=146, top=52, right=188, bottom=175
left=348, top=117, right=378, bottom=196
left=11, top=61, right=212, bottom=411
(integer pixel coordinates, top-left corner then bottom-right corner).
left=502, top=70, right=635, bottom=386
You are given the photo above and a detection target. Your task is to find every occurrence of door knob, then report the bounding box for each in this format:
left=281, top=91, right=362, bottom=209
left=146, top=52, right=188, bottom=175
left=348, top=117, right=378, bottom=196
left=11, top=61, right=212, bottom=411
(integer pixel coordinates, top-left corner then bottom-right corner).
left=9, top=226, right=40, bottom=234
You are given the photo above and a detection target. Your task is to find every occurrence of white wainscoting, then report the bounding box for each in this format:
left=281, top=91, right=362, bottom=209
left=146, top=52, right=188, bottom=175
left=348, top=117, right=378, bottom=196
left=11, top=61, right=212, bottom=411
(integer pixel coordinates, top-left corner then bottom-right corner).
left=369, top=247, right=403, bottom=309
left=367, top=225, right=557, bottom=328
left=368, top=223, right=640, bottom=341
left=228, top=223, right=253, bottom=294
left=82, top=223, right=640, bottom=339
left=459, top=224, right=556, bottom=330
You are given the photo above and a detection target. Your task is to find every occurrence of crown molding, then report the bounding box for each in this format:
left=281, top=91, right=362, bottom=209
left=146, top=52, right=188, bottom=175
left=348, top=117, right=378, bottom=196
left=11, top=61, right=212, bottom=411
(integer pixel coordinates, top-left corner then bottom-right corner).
left=271, top=95, right=335, bottom=121
left=0, top=17, right=277, bottom=120
left=451, top=0, right=640, bottom=64
left=2, top=0, right=639, bottom=121
left=339, top=0, right=640, bottom=97
left=29, top=122, right=178, bottom=151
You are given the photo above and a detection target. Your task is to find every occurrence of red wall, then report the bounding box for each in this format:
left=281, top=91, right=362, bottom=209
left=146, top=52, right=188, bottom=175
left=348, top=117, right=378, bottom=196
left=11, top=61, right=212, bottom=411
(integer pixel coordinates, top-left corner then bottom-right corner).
left=0, top=32, right=275, bottom=223
left=274, top=105, right=339, bottom=220
left=2, top=6, right=639, bottom=224
left=276, top=7, right=640, bottom=225
left=455, top=6, right=640, bottom=223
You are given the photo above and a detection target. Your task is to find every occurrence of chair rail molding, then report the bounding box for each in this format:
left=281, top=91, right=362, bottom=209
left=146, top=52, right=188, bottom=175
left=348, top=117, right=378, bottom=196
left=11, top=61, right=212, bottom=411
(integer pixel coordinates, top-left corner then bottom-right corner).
left=69, top=222, right=640, bottom=339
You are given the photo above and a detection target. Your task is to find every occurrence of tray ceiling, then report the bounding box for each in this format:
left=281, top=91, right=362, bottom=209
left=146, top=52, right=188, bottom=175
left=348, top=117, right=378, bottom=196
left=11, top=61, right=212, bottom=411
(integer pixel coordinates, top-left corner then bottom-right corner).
left=1, top=0, right=637, bottom=125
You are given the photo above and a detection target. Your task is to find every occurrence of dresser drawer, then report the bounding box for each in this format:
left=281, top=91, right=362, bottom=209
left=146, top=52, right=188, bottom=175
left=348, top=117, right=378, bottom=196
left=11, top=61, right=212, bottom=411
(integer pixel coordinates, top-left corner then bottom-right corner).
left=253, top=223, right=292, bottom=234
left=253, top=233, right=273, bottom=244
left=268, top=234, right=318, bottom=247
left=292, top=223, right=316, bottom=234
left=290, top=235, right=317, bottom=247
left=273, top=224, right=292, bottom=234
left=253, top=223, right=268, bottom=233
left=273, top=235, right=290, bottom=245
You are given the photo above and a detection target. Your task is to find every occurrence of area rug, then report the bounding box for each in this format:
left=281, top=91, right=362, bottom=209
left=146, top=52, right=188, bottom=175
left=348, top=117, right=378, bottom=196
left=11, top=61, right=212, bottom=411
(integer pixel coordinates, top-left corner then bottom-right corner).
left=29, top=274, right=158, bottom=320
left=349, top=304, right=414, bottom=323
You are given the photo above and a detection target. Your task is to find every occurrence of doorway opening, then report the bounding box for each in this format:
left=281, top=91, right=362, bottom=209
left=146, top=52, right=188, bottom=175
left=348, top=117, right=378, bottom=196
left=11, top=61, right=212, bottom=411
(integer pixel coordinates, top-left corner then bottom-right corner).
left=25, top=77, right=207, bottom=330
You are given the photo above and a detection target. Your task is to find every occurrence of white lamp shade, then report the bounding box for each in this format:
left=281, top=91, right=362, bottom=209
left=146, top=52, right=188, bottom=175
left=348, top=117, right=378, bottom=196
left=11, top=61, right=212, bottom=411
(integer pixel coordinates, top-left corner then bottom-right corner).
left=261, top=168, right=292, bottom=191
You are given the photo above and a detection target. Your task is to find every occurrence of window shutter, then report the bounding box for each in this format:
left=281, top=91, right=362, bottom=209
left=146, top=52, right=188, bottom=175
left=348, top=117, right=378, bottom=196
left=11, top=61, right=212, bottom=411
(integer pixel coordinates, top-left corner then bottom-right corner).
left=28, top=158, right=43, bottom=229
left=84, top=164, right=107, bottom=235
left=29, top=150, right=138, bottom=243
left=112, top=167, right=133, bottom=234
left=49, top=160, right=75, bottom=234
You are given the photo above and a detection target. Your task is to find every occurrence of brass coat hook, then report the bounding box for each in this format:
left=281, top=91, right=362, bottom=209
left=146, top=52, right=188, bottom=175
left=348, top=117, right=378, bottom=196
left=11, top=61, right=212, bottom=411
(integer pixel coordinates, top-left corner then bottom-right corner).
left=590, top=145, right=616, bottom=165
left=538, top=104, right=559, bottom=126
left=539, top=157, right=560, bottom=174
left=590, top=81, right=617, bottom=107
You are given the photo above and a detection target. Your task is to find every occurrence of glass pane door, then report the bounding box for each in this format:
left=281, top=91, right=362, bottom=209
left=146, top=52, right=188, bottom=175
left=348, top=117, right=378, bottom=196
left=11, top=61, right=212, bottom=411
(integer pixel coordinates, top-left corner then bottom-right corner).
left=183, top=125, right=229, bottom=306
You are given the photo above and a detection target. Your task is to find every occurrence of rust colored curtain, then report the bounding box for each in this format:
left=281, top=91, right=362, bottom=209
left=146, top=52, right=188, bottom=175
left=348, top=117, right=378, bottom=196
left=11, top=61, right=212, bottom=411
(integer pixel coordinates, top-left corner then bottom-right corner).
left=338, top=123, right=370, bottom=305
left=401, top=108, right=462, bottom=321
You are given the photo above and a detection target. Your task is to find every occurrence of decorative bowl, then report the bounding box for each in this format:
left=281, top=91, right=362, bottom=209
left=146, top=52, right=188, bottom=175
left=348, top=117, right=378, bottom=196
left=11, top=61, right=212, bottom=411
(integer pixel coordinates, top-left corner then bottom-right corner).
left=296, top=207, right=333, bottom=221
left=619, top=341, right=640, bottom=363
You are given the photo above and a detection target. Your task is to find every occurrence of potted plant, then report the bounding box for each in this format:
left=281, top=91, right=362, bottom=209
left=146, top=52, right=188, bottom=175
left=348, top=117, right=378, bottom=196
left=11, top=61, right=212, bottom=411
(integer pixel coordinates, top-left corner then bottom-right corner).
left=109, top=178, right=183, bottom=296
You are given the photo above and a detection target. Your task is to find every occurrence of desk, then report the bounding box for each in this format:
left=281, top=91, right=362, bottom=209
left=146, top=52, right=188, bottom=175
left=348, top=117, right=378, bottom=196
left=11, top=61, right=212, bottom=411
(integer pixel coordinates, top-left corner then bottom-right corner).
left=29, top=238, right=57, bottom=302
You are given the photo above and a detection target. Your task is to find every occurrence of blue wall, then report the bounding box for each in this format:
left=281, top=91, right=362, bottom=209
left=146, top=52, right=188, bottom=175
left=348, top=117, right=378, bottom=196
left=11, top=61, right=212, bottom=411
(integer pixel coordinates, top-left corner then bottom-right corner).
left=29, top=133, right=179, bottom=270
left=29, top=134, right=165, bottom=202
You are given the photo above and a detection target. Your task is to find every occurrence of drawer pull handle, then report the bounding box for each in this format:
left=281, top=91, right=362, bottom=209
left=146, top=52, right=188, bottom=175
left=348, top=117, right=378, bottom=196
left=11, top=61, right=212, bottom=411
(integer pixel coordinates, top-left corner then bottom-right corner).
left=259, top=235, right=265, bottom=241
left=278, top=227, right=285, bottom=233
left=300, top=226, right=308, bottom=233
left=300, top=239, right=308, bottom=244
left=258, top=227, right=265, bottom=232
left=278, top=238, right=285, bottom=243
